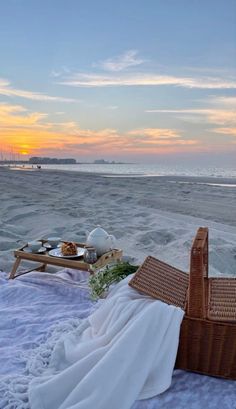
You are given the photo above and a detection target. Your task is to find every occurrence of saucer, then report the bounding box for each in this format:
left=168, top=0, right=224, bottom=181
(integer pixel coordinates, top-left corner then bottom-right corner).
left=44, top=242, right=61, bottom=249
left=24, top=246, right=46, bottom=254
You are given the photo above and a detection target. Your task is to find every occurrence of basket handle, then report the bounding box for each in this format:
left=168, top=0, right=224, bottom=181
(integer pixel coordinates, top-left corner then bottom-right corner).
left=187, top=227, right=208, bottom=318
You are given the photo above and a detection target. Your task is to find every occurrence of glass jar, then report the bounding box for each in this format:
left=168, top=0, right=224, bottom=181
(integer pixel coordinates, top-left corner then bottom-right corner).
left=83, top=247, right=98, bottom=264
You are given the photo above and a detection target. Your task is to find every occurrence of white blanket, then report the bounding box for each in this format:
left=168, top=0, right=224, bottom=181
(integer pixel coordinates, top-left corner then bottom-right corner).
left=28, top=275, right=184, bottom=409
left=1, top=270, right=235, bottom=409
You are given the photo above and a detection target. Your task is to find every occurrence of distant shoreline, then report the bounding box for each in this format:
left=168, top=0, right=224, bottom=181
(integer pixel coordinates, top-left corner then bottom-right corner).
left=2, top=165, right=236, bottom=187
left=1, top=161, right=236, bottom=180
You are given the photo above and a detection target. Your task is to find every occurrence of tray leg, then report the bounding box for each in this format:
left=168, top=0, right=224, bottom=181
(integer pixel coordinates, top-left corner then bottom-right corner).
left=11, top=263, right=48, bottom=278
left=9, top=257, right=22, bottom=279
left=38, top=263, right=47, bottom=272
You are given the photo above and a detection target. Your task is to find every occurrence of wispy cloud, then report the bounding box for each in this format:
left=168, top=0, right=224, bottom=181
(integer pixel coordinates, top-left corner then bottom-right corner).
left=50, top=66, right=71, bottom=78
left=51, top=70, right=61, bottom=78
left=206, top=96, right=236, bottom=107
left=0, top=78, right=76, bottom=102
left=126, top=128, right=197, bottom=148
left=106, top=105, right=118, bottom=110
left=212, top=127, right=236, bottom=136
left=145, top=105, right=236, bottom=141
left=179, top=66, right=235, bottom=76
left=145, top=108, right=236, bottom=126
left=96, top=50, right=144, bottom=72
left=58, top=72, right=236, bottom=89
left=128, top=128, right=180, bottom=139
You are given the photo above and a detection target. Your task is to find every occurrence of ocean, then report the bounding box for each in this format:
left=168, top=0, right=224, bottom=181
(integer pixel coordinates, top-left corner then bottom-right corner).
left=35, top=163, right=236, bottom=178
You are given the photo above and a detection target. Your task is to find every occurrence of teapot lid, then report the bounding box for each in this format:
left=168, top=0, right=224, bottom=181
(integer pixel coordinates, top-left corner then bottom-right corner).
left=88, top=225, right=109, bottom=238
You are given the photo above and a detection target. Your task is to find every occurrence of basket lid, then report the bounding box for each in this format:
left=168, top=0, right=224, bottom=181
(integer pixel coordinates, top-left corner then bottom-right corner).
left=129, top=256, right=189, bottom=310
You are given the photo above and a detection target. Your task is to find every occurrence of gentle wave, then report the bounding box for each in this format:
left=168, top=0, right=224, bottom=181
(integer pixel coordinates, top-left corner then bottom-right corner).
left=5, top=163, right=236, bottom=178
left=39, top=163, right=236, bottom=178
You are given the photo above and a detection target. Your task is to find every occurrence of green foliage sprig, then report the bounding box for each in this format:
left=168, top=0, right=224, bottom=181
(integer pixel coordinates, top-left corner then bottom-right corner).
left=89, top=262, right=139, bottom=300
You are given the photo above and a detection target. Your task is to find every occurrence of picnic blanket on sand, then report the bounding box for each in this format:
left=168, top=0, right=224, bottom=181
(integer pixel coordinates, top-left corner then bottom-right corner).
left=28, top=275, right=184, bottom=409
left=0, top=269, right=236, bottom=409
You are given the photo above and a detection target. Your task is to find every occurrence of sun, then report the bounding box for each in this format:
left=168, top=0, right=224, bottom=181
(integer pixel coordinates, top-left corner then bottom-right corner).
left=20, top=151, right=29, bottom=155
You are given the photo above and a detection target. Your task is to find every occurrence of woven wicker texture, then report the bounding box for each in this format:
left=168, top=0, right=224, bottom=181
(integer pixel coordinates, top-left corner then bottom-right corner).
left=187, top=227, right=208, bottom=319
left=175, top=317, right=236, bottom=379
left=129, top=227, right=236, bottom=379
left=208, top=278, right=236, bottom=322
left=129, top=256, right=188, bottom=309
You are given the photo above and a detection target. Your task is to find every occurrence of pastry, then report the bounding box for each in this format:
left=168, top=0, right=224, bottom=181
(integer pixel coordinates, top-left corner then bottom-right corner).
left=61, top=242, right=77, bottom=256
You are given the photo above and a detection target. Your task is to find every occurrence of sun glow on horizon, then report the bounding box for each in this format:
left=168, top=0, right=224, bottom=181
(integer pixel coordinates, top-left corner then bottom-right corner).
left=0, top=95, right=236, bottom=160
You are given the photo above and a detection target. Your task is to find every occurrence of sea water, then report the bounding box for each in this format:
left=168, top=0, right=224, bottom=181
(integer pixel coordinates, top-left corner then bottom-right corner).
left=38, top=163, right=236, bottom=178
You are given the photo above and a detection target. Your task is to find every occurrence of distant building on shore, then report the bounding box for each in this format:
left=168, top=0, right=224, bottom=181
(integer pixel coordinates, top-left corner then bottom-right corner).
left=93, top=159, right=125, bottom=164
left=29, top=157, right=76, bottom=164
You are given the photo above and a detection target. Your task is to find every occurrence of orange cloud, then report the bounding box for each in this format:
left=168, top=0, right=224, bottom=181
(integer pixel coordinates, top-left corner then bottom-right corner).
left=0, top=104, right=48, bottom=127
left=1, top=102, right=234, bottom=158
left=128, top=128, right=181, bottom=139
left=212, top=127, right=236, bottom=137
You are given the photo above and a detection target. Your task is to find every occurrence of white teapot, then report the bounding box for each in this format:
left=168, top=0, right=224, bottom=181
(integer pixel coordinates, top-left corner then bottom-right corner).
left=86, top=226, right=116, bottom=256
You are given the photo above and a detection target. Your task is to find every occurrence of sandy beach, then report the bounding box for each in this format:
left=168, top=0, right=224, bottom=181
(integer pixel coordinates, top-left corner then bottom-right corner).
left=0, top=166, right=236, bottom=276
left=1, top=166, right=236, bottom=407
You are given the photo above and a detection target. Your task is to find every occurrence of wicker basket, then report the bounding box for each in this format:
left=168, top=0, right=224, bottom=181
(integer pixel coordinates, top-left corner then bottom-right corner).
left=129, top=228, right=236, bottom=379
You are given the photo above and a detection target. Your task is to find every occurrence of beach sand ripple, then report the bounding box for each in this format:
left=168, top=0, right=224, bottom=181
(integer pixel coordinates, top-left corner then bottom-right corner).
left=0, top=168, right=236, bottom=276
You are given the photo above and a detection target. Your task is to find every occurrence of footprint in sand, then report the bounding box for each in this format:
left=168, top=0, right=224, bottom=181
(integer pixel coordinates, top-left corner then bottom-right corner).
left=0, top=240, right=18, bottom=251
left=139, top=230, right=175, bottom=245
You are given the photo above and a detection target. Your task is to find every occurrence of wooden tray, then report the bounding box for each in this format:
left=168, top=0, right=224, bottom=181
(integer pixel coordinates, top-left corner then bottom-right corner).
left=9, top=240, right=123, bottom=279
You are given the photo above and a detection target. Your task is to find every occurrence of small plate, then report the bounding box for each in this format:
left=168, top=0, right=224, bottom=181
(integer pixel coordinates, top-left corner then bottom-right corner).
left=24, top=246, right=46, bottom=254
left=48, top=247, right=85, bottom=259
left=44, top=242, right=61, bottom=249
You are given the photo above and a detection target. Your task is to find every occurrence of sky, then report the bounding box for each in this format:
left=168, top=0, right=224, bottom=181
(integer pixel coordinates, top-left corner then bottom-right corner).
left=0, top=0, right=236, bottom=164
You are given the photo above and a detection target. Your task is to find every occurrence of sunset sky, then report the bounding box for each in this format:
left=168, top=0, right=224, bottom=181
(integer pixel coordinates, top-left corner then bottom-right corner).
left=0, top=0, right=236, bottom=164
